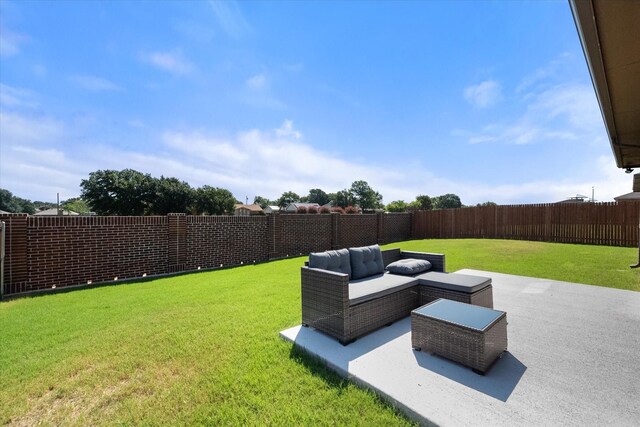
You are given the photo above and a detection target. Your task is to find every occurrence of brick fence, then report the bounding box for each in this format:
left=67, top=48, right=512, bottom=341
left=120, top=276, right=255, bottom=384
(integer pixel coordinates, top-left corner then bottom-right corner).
left=3, top=202, right=636, bottom=297
left=0, top=212, right=412, bottom=296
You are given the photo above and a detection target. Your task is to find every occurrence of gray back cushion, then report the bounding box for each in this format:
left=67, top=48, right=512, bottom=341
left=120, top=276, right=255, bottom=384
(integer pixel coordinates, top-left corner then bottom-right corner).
left=308, top=248, right=351, bottom=277
left=349, top=245, right=384, bottom=279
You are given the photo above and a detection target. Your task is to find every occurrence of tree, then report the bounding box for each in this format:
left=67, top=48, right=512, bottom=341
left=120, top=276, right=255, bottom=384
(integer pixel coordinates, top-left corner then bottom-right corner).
left=81, top=169, right=156, bottom=215
left=152, top=177, right=194, bottom=214
left=433, top=193, right=462, bottom=209
left=407, top=200, right=421, bottom=210
left=276, top=191, right=300, bottom=209
left=415, top=194, right=433, bottom=210
left=350, top=180, right=383, bottom=210
left=194, top=186, right=236, bottom=215
left=61, top=197, right=91, bottom=214
left=476, top=201, right=497, bottom=207
left=335, top=189, right=354, bottom=208
left=306, top=188, right=330, bottom=206
left=0, top=189, right=35, bottom=214
left=386, top=200, right=408, bottom=212
left=253, top=196, right=272, bottom=209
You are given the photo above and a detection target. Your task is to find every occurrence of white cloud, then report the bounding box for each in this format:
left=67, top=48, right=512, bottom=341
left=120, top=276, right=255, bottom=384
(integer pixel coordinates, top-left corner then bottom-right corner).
left=515, top=52, right=574, bottom=94
left=141, top=51, right=194, bottom=75
left=0, top=84, right=38, bottom=109
left=70, top=75, right=123, bottom=92
left=0, top=115, right=83, bottom=200
left=529, top=83, right=602, bottom=131
left=449, top=156, right=629, bottom=204
left=208, top=0, right=251, bottom=38
left=0, top=106, right=627, bottom=205
left=0, top=111, right=64, bottom=144
left=0, top=28, right=28, bottom=57
left=275, top=120, right=302, bottom=139
left=245, top=74, right=267, bottom=91
left=457, top=83, right=600, bottom=146
left=464, top=80, right=503, bottom=108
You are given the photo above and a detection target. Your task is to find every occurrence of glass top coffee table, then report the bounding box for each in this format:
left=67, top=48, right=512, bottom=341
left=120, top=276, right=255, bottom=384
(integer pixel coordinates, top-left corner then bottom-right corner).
left=411, top=299, right=508, bottom=374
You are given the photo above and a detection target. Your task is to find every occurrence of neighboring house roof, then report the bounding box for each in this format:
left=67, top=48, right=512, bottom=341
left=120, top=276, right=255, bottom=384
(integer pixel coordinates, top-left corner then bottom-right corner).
left=0, top=210, right=12, bottom=214
left=556, top=196, right=589, bottom=204
left=33, top=208, right=79, bottom=216
left=570, top=0, right=640, bottom=169
left=614, top=173, right=640, bottom=201
left=285, top=203, right=320, bottom=211
left=614, top=192, right=640, bottom=202
left=234, top=204, right=264, bottom=212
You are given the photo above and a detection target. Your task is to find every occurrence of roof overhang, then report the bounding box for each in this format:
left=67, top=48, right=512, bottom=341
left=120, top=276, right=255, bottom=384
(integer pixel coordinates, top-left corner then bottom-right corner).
left=569, top=0, right=640, bottom=169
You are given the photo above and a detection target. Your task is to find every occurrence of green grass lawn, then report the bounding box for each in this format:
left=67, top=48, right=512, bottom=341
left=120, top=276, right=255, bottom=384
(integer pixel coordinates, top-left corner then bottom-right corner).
left=396, top=239, right=639, bottom=292
left=1, top=239, right=638, bottom=425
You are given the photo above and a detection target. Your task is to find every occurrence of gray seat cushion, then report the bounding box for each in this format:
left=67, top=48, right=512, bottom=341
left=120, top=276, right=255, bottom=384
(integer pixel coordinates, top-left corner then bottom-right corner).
left=386, top=258, right=432, bottom=275
left=415, top=271, right=491, bottom=293
left=308, top=248, right=351, bottom=277
left=349, top=244, right=384, bottom=279
left=349, top=273, right=419, bottom=306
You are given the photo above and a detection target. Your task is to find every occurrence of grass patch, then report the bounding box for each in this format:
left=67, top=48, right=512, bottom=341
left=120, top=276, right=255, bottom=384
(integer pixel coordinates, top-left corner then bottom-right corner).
left=394, top=239, right=639, bottom=291
left=1, top=260, right=412, bottom=426
left=1, top=239, right=637, bottom=425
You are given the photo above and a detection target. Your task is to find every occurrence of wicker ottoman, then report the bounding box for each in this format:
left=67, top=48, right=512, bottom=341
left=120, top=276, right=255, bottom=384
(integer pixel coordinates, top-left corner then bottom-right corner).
left=416, top=271, right=493, bottom=308
left=411, top=299, right=507, bottom=374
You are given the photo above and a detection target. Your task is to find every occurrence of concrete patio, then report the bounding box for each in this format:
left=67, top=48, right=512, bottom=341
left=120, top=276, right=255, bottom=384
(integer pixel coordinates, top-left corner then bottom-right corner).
left=280, top=269, right=640, bottom=426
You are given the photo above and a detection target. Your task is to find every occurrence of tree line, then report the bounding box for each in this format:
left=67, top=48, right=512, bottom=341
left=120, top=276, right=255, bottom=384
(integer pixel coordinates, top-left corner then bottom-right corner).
left=1, top=169, right=493, bottom=216
left=254, top=180, right=384, bottom=211
left=79, top=169, right=237, bottom=215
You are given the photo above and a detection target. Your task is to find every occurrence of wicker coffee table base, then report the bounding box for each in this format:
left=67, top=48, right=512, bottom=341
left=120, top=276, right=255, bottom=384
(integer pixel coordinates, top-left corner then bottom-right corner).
left=411, top=306, right=507, bottom=374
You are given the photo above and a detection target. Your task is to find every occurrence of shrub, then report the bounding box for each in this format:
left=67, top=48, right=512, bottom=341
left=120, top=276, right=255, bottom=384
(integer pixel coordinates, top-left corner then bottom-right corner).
left=296, top=206, right=308, bottom=214
left=319, top=206, right=331, bottom=214
left=307, top=205, right=318, bottom=214
left=331, top=206, right=345, bottom=214
left=345, top=206, right=358, bottom=214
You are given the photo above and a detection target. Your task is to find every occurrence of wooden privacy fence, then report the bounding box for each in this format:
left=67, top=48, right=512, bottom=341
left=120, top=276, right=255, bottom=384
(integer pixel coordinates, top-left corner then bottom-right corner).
left=413, top=202, right=639, bottom=247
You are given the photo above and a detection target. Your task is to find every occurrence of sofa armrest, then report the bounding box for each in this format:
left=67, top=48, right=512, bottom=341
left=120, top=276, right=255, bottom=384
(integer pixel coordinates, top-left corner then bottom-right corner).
left=400, top=251, right=446, bottom=272
left=301, top=267, right=350, bottom=333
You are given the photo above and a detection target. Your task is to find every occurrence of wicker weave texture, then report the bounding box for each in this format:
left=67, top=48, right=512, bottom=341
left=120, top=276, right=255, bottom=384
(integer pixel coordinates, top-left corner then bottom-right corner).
left=411, top=309, right=507, bottom=373
left=420, top=284, right=494, bottom=309
left=301, top=267, right=350, bottom=342
left=349, top=286, right=419, bottom=339
left=301, top=248, right=492, bottom=345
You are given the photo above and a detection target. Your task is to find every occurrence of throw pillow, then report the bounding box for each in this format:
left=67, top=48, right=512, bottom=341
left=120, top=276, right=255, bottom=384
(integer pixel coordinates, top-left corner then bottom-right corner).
left=386, top=258, right=432, bottom=276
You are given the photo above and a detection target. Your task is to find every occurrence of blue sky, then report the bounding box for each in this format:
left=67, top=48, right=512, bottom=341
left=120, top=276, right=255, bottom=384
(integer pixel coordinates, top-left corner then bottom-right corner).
left=0, top=0, right=630, bottom=205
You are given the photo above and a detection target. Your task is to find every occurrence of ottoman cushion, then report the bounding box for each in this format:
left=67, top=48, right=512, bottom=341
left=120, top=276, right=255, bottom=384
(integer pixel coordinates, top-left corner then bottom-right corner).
left=416, top=271, right=491, bottom=293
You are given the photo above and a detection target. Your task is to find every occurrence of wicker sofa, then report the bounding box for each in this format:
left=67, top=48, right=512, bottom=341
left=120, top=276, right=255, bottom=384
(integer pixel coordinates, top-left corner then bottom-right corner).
left=301, top=246, right=448, bottom=345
